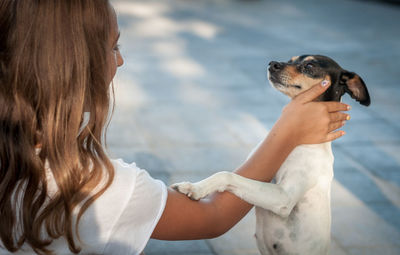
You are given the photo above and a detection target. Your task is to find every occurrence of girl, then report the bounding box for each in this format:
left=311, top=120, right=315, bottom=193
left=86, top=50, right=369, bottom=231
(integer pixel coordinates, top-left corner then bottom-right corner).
left=0, top=0, right=350, bottom=254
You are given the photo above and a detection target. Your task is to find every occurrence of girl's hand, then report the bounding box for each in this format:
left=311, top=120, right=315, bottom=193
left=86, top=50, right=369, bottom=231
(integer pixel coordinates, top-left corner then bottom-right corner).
left=273, top=80, right=351, bottom=146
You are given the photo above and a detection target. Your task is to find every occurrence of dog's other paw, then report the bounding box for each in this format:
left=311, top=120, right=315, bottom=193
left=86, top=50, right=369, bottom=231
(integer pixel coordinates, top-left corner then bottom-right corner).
left=170, top=182, right=208, bottom=200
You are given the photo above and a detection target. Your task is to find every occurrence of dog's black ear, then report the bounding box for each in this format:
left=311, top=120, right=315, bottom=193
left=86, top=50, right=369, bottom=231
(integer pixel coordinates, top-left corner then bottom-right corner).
left=340, top=71, right=370, bottom=106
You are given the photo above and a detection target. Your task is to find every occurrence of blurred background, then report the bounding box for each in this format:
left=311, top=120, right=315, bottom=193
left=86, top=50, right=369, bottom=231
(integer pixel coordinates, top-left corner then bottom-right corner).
left=107, top=0, right=400, bottom=254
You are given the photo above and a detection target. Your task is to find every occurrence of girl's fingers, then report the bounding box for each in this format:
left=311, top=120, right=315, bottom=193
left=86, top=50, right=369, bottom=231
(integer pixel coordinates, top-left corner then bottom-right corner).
left=295, top=80, right=331, bottom=103
left=325, top=130, right=346, bottom=142
left=330, top=112, right=350, bottom=122
left=324, top=101, right=351, bottom=112
left=328, top=120, right=346, bottom=133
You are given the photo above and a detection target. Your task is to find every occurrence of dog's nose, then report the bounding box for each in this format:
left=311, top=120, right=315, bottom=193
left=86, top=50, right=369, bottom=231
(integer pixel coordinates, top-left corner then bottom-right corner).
left=269, top=61, right=283, bottom=72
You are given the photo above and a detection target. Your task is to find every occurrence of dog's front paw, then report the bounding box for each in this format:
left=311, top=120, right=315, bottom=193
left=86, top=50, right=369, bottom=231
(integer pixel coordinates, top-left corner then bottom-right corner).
left=170, top=182, right=208, bottom=200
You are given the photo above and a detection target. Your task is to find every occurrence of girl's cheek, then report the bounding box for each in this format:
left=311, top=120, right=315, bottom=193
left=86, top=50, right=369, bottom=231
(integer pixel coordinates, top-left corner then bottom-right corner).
left=113, top=51, right=118, bottom=65
left=107, top=52, right=118, bottom=83
left=115, top=51, right=124, bottom=67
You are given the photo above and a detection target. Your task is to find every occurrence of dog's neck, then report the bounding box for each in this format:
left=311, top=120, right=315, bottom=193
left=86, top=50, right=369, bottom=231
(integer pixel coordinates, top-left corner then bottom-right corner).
left=300, top=142, right=333, bottom=155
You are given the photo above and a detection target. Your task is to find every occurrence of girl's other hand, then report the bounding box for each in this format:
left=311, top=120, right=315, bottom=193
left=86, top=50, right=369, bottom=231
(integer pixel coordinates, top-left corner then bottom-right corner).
left=273, top=80, right=351, bottom=146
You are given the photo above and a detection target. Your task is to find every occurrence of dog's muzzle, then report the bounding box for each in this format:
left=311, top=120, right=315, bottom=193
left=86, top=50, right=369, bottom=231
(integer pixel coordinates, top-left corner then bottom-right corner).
left=268, top=61, right=284, bottom=73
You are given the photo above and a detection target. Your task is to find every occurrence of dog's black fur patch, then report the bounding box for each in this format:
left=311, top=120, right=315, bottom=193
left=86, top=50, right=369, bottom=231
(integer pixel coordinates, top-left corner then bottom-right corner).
left=273, top=55, right=371, bottom=106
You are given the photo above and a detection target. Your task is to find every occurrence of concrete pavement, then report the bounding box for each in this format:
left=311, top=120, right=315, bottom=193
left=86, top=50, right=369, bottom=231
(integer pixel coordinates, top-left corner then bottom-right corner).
left=108, top=0, right=400, bottom=254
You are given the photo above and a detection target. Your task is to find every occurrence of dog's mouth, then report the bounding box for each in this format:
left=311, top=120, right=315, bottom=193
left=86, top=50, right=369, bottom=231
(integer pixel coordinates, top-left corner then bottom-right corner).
left=268, top=72, right=302, bottom=90
left=268, top=74, right=280, bottom=84
left=268, top=72, right=284, bottom=87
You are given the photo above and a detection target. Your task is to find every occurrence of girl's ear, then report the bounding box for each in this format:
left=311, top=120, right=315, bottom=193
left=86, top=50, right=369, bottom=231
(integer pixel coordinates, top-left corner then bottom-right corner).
left=340, top=71, right=371, bottom=106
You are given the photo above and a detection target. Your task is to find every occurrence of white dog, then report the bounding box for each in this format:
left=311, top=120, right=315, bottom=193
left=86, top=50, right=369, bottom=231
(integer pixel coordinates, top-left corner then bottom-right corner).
left=172, top=55, right=370, bottom=255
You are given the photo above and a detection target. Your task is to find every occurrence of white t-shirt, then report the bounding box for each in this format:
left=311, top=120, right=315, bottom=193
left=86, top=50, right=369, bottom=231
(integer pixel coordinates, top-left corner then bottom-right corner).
left=0, top=159, right=168, bottom=255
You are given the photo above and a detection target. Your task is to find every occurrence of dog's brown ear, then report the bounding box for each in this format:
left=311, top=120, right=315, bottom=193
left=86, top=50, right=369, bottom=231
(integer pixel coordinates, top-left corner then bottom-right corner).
left=340, top=71, right=370, bottom=106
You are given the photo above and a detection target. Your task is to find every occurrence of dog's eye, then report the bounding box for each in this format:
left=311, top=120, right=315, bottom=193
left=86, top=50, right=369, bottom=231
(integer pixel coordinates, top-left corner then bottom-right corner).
left=305, top=63, right=314, bottom=69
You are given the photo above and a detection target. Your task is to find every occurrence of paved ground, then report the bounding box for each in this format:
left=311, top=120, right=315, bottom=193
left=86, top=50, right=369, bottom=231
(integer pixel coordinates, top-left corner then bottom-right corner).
left=108, top=0, right=400, bottom=254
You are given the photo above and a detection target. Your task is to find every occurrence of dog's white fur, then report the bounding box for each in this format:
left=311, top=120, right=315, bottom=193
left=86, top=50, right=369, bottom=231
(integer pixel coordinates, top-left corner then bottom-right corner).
left=172, top=141, right=334, bottom=254
left=171, top=53, right=372, bottom=254
left=171, top=56, right=340, bottom=254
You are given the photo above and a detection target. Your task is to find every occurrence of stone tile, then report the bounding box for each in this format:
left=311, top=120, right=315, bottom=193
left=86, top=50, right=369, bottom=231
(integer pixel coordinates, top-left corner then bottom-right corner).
left=334, top=167, right=400, bottom=231
left=224, top=100, right=284, bottom=123
left=332, top=148, right=400, bottom=229
left=334, top=167, right=385, bottom=203
left=107, top=145, right=173, bottom=184
left=373, top=143, right=400, bottom=165
left=137, top=114, right=241, bottom=147
left=334, top=144, right=400, bottom=186
left=152, top=145, right=252, bottom=174
left=207, top=208, right=259, bottom=255
left=219, top=113, right=268, bottom=146
left=340, top=98, right=376, bottom=122
left=346, top=246, right=400, bottom=255
left=144, top=239, right=214, bottom=255
left=330, top=238, right=348, bottom=255
left=335, top=120, right=400, bottom=145
left=107, top=119, right=149, bottom=147
left=331, top=180, right=400, bottom=249
left=331, top=145, right=356, bottom=170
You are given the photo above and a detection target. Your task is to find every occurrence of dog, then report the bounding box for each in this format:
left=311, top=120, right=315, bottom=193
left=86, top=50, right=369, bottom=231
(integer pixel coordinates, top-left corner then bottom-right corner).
left=171, top=55, right=370, bottom=255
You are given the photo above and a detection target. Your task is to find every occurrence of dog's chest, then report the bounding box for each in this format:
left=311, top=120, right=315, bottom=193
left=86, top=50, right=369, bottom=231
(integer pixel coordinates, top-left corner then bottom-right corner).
left=255, top=143, right=334, bottom=255
left=255, top=185, right=332, bottom=254
left=276, top=142, right=334, bottom=182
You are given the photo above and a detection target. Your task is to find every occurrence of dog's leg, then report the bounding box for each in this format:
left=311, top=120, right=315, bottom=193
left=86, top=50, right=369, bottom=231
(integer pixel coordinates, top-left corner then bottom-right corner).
left=171, top=140, right=263, bottom=199
left=172, top=170, right=317, bottom=218
left=171, top=171, right=233, bottom=201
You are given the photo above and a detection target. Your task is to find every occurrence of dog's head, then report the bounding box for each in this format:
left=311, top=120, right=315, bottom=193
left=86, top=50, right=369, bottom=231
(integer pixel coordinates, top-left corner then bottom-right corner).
left=268, top=55, right=370, bottom=106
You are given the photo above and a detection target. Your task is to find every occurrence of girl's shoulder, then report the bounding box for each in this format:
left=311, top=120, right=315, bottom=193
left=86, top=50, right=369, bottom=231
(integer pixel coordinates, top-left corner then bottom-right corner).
left=110, top=158, right=163, bottom=190
left=77, top=158, right=167, bottom=253
left=111, top=158, right=140, bottom=170
left=110, top=158, right=140, bottom=182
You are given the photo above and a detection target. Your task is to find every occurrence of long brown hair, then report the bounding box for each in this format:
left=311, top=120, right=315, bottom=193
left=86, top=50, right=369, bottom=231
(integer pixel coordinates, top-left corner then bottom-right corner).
left=0, top=0, right=115, bottom=253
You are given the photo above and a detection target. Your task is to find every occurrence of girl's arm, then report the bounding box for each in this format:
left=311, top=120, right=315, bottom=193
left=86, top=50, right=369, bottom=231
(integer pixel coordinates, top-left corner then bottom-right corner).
left=151, top=81, right=350, bottom=240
